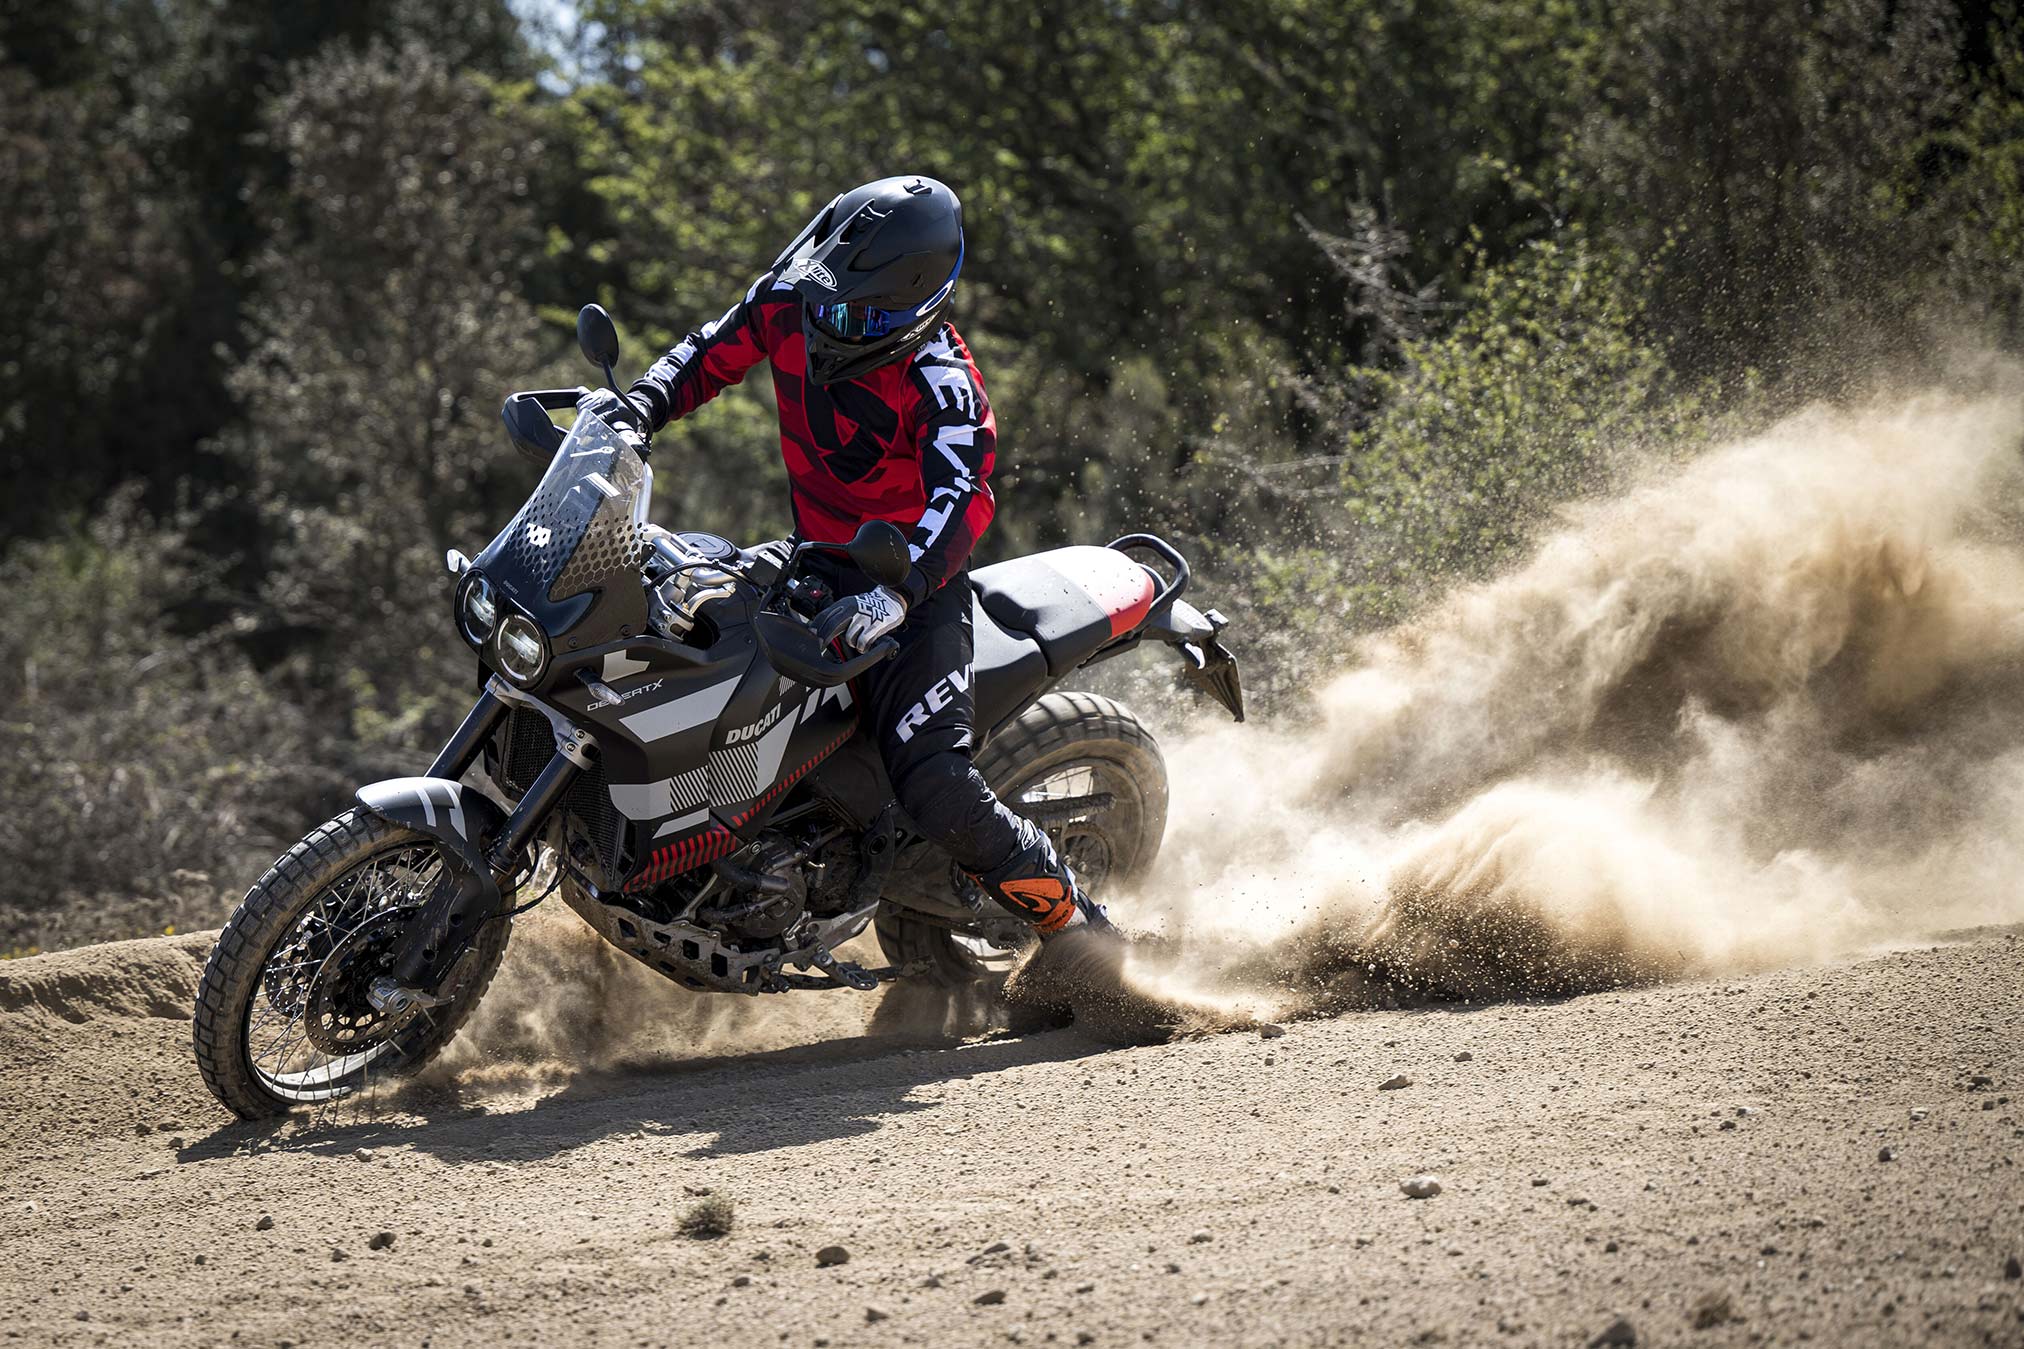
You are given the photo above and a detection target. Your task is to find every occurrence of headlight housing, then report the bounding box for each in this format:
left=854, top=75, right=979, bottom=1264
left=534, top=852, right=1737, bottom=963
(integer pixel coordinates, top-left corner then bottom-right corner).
left=494, top=612, right=548, bottom=685
left=457, top=571, right=499, bottom=647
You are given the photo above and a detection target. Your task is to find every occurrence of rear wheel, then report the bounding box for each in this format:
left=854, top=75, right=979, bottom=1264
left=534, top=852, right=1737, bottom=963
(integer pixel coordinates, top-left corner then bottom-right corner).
left=875, top=691, right=1167, bottom=989
left=191, top=809, right=510, bottom=1119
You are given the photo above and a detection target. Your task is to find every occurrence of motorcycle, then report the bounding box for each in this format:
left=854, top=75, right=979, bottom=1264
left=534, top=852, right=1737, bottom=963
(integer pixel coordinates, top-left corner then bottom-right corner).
left=192, top=305, right=1243, bottom=1118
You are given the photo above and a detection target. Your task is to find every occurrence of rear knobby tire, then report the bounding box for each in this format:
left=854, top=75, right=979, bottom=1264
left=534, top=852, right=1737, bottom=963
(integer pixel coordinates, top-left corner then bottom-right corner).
left=875, top=691, right=1167, bottom=989
left=192, top=808, right=509, bottom=1119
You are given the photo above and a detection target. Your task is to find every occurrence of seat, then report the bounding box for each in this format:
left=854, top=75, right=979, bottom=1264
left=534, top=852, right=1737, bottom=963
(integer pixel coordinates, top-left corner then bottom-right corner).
left=970, top=595, right=1049, bottom=734
left=970, top=546, right=1157, bottom=676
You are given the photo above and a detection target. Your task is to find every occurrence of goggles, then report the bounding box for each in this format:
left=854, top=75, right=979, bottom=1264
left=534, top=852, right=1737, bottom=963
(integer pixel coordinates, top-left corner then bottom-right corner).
left=804, top=240, right=964, bottom=347
left=808, top=301, right=902, bottom=345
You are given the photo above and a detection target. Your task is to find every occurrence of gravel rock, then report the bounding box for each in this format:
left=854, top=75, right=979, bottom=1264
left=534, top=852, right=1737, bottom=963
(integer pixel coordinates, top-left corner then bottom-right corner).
left=1258, top=1023, right=1286, bottom=1039
left=1379, top=1074, right=1413, bottom=1091
left=974, top=1289, right=1007, bottom=1306
left=1531, top=1178, right=1551, bottom=1187
left=865, top=1306, right=890, bottom=1323
left=1690, top=1292, right=1733, bottom=1329
left=330, top=1247, right=350, bottom=1262
left=1588, top=1315, right=1637, bottom=1346
left=255, top=1215, right=274, bottom=1231
left=1188, top=1229, right=1213, bottom=1244
left=1454, top=1052, right=1474, bottom=1063
left=1878, top=1146, right=1897, bottom=1162
left=369, top=1231, right=396, bottom=1252
left=354, top=1149, right=375, bottom=1163
left=1401, top=1174, right=1442, bottom=1199
left=2004, top=1255, right=2021, bottom=1280
left=1909, top=1108, right=1929, bottom=1121
left=815, top=1245, right=851, bottom=1267
left=731, top=1275, right=752, bottom=1288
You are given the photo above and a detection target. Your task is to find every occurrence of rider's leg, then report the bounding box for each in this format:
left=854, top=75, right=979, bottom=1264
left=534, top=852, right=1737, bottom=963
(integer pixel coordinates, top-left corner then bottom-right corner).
left=854, top=572, right=1108, bottom=936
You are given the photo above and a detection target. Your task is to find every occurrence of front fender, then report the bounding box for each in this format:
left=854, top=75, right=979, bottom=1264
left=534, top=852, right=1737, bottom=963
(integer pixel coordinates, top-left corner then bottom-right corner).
left=355, top=777, right=505, bottom=880
left=356, top=778, right=509, bottom=989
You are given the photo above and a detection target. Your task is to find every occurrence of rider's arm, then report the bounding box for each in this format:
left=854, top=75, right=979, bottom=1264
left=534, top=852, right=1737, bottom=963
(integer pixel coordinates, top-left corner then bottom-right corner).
left=627, top=273, right=789, bottom=431
left=900, top=329, right=998, bottom=606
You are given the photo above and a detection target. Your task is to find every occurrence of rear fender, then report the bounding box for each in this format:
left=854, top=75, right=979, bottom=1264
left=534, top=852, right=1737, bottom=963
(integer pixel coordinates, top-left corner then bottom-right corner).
left=1142, top=598, right=1245, bottom=723
left=355, top=777, right=510, bottom=989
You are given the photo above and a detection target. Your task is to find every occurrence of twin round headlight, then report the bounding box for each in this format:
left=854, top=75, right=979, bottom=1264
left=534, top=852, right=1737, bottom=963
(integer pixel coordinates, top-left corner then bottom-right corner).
left=458, top=572, right=499, bottom=646
left=457, top=572, right=548, bottom=686
left=495, top=614, right=547, bottom=684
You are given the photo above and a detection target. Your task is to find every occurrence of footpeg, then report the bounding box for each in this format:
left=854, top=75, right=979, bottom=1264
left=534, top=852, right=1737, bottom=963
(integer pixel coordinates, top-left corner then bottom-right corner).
left=810, top=949, right=879, bottom=991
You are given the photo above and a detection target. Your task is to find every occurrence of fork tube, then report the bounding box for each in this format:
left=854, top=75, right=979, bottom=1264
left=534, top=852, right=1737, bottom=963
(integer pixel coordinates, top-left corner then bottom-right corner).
left=427, top=687, right=508, bottom=781
left=486, top=749, right=582, bottom=871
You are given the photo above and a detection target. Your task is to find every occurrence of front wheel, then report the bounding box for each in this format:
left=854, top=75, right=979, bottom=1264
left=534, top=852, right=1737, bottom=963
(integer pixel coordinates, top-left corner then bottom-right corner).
left=876, top=691, right=1168, bottom=988
left=191, top=808, right=510, bottom=1119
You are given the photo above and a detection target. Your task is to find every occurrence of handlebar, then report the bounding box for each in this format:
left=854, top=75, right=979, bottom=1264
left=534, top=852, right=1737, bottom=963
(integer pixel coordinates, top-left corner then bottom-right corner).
left=501, top=387, right=650, bottom=465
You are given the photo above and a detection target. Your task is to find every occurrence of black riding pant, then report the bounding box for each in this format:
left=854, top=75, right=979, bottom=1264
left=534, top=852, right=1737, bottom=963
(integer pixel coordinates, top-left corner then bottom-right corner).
left=822, top=563, right=1023, bottom=872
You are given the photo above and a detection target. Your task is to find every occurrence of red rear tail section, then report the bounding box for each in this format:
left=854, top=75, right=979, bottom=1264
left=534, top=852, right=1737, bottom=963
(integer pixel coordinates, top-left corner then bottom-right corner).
left=1046, top=545, right=1157, bottom=637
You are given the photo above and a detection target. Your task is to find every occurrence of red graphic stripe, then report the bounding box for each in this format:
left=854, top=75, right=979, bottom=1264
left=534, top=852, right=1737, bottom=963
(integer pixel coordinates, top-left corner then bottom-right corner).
left=623, top=721, right=857, bottom=892
left=626, top=824, right=737, bottom=892
left=732, top=723, right=855, bottom=827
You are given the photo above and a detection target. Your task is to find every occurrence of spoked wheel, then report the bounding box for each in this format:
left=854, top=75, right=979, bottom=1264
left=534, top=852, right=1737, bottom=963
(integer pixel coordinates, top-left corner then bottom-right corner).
left=193, top=809, right=510, bottom=1119
left=876, top=691, right=1168, bottom=989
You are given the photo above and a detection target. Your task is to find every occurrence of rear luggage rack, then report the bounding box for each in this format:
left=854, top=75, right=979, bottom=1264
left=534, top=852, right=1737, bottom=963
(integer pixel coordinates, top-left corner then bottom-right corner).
left=1098, top=533, right=1244, bottom=722
left=1107, top=533, right=1190, bottom=612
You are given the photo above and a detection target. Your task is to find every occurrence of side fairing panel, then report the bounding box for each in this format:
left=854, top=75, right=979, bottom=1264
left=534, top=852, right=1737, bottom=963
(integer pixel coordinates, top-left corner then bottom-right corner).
left=612, top=655, right=860, bottom=890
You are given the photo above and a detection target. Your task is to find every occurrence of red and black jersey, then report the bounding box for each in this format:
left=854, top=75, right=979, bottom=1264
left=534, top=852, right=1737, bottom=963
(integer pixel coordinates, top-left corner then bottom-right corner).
left=630, top=272, right=997, bottom=606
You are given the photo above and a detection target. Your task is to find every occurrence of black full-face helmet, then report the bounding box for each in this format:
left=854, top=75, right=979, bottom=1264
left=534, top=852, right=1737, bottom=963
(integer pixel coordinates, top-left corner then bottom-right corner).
left=772, top=175, right=964, bottom=386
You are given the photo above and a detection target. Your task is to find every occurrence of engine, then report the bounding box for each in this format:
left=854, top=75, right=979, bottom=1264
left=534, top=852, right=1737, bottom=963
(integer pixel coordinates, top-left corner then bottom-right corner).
left=672, top=812, right=867, bottom=946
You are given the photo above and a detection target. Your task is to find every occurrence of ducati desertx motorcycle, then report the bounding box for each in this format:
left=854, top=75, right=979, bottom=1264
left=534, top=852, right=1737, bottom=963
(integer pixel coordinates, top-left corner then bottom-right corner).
left=193, top=305, right=1243, bottom=1118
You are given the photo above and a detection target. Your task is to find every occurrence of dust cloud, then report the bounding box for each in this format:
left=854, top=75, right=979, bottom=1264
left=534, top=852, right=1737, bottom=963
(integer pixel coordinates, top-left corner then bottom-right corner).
left=1129, top=382, right=2024, bottom=1016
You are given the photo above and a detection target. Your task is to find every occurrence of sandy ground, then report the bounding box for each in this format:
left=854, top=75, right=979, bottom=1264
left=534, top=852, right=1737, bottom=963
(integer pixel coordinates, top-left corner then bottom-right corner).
left=1, top=925, right=2020, bottom=1349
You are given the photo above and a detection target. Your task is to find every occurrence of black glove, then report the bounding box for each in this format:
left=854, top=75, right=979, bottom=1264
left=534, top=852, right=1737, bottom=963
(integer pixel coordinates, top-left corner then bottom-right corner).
left=577, top=387, right=654, bottom=435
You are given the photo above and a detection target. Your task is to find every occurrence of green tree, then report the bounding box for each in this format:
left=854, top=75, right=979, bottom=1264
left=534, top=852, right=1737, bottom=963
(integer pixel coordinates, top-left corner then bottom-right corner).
left=218, top=41, right=555, bottom=750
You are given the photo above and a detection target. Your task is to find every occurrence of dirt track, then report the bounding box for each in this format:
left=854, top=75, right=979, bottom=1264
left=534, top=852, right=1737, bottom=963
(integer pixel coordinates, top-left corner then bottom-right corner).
left=2, top=924, right=2021, bottom=1349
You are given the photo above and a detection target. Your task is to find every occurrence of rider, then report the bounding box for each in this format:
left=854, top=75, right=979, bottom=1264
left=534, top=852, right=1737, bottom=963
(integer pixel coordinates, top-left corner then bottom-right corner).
left=586, top=175, right=1109, bottom=940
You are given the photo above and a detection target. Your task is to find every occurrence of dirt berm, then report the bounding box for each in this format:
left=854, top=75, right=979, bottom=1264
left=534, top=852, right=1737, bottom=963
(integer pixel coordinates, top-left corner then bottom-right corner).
left=2, top=924, right=2020, bottom=1348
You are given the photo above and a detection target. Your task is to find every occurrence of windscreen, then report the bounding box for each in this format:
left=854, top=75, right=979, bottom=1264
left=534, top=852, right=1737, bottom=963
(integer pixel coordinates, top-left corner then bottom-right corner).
left=478, top=411, right=647, bottom=620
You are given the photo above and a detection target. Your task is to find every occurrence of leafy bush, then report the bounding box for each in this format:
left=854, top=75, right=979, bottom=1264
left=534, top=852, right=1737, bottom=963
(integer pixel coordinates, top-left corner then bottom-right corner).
left=0, top=495, right=342, bottom=951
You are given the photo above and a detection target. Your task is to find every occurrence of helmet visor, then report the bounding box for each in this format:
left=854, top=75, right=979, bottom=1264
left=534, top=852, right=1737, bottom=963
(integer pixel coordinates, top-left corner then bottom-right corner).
left=807, top=300, right=900, bottom=345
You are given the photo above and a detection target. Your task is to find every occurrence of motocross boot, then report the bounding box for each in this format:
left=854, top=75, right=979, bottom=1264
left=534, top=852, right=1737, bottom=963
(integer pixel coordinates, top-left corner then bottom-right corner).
left=969, top=815, right=1116, bottom=938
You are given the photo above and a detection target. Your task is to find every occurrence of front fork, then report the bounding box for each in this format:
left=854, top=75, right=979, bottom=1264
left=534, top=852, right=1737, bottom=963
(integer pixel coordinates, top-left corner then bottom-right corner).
left=385, top=683, right=588, bottom=993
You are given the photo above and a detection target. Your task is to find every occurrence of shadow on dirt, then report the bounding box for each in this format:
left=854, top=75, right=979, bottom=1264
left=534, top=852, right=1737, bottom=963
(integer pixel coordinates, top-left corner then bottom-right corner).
left=176, top=1023, right=1109, bottom=1169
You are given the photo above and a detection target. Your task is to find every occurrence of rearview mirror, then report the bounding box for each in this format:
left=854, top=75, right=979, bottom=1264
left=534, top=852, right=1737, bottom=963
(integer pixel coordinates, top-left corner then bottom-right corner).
left=576, top=304, right=620, bottom=370
left=846, top=520, right=912, bottom=589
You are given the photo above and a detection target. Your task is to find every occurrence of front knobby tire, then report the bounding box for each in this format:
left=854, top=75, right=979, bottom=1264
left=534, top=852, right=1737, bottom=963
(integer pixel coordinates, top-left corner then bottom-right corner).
left=876, top=691, right=1168, bottom=989
left=192, top=808, right=510, bottom=1119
